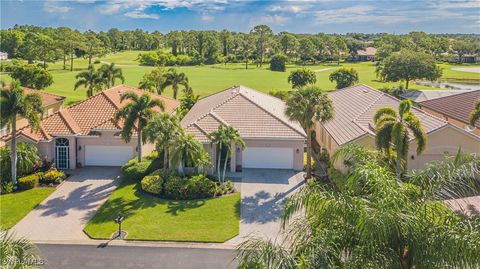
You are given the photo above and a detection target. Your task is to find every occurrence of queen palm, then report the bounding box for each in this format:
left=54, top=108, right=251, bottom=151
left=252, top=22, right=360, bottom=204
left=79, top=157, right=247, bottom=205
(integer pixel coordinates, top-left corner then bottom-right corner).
left=0, top=81, right=44, bottom=186
left=74, top=65, right=106, bottom=97
left=285, top=86, right=333, bottom=179
left=373, top=99, right=427, bottom=181
left=114, top=92, right=165, bottom=162
left=238, top=148, right=480, bottom=269
left=469, top=99, right=480, bottom=127
left=161, top=68, right=189, bottom=99
left=144, top=113, right=183, bottom=178
left=99, top=63, right=125, bottom=88
left=170, top=132, right=205, bottom=176
left=208, top=125, right=246, bottom=184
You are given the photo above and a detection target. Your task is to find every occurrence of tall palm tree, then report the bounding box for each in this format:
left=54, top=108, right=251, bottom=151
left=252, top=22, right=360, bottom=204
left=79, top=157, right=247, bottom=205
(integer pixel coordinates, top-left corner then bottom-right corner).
left=161, top=68, right=189, bottom=99
left=208, top=124, right=245, bottom=184
left=0, top=81, right=44, bottom=186
left=144, top=113, right=182, bottom=178
left=99, top=63, right=125, bottom=88
left=237, top=149, right=480, bottom=269
left=74, top=65, right=106, bottom=97
left=469, top=99, right=480, bottom=127
left=285, top=86, right=333, bottom=179
left=170, top=132, right=205, bottom=176
left=1, top=231, right=42, bottom=268
left=114, top=92, right=165, bottom=162
left=374, top=99, right=427, bottom=181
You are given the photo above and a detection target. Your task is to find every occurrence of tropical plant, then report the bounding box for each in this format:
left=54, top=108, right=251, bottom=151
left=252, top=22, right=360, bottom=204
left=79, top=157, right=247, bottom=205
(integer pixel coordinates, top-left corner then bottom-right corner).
left=237, top=150, right=480, bottom=269
left=98, top=63, right=125, bottom=88
left=287, top=69, right=317, bottom=89
left=0, top=231, right=42, bottom=268
left=74, top=65, right=106, bottom=97
left=208, top=125, right=246, bottom=184
left=170, top=132, right=206, bottom=176
left=0, top=143, right=41, bottom=181
left=7, top=63, right=53, bottom=89
left=144, top=113, right=183, bottom=178
left=285, top=86, right=333, bottom=179
left=469, top=99, right=480, bottom=127
left=114, top=92, right=165, bottom=162
left=373, top=99, right=427, bottom=181
left=0, top=81, right=44, bottom=187
left=328, top=67, right=359, bottom=89
left=161, top=68, right=189, bottom=99
left=138, top=67, right=166, bottom=94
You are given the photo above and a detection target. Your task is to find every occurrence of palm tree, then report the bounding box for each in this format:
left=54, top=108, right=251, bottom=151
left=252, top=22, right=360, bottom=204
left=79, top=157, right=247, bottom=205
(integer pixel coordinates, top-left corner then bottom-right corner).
left=237, top=149, right=480, bottom=269
left=1, top=231, right=42, bottom=268
left=114, top=92, right=165, bottom=162
left=138, top=67, right=165, bottom=94
left=0, top=81, right=44, bottom=187
left=74, top=65, right=106, bottom=97
left=469, top=99, right=480, bottom=127
left=208, top=125, right=245, bottom=184
left=161, top=68, right=189, bottom=99
left=170, top=132, right=205, bottom=176
left=99, top=63, right=125, bottom=88
left=144, top=113, right=183, bottom=178
left=285, top=86, right=333, bottom=179
left=373, top=99, right=427, bottom=181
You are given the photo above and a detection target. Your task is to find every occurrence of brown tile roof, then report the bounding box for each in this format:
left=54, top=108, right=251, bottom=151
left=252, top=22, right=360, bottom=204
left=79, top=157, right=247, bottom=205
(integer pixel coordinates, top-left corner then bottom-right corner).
left=4, top=85, right=65, bottom=107
left=419, top=90, right=480, bottom=129
left=356, top=47, right=377, bottom=56
left=2, top=85, right=179, bottom=142
left=324, top=84, right=449, bottom=145
left=181, top=85, right=306, bottom=143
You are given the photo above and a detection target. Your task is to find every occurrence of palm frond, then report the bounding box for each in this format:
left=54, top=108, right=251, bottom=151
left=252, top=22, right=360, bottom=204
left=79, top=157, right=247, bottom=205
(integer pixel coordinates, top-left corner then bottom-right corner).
left=373, top=107, right=396, bottom=124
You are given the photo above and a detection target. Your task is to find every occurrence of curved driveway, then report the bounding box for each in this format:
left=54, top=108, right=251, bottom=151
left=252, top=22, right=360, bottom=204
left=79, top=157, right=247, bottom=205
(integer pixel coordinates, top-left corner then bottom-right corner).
left=11, top=167, right=121, bottom=242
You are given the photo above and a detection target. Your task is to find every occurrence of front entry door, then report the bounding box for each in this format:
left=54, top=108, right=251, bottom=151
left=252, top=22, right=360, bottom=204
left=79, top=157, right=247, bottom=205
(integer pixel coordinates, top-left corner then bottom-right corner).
left=55, top=138, right=70, bottom=169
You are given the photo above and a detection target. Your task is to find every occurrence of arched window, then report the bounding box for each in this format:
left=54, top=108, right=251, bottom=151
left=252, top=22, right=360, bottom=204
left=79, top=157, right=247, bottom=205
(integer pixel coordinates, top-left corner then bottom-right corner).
left=55, top=138, right=69, bottom=169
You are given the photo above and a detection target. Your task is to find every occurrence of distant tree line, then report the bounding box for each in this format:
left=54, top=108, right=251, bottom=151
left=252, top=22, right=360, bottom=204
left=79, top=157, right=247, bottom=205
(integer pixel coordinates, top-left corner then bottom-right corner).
left=1, top=24, right=479, bottom=69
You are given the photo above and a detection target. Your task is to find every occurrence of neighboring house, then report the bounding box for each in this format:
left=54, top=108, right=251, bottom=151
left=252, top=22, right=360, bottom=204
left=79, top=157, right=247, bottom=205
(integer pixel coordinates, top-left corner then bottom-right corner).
left=0, top=52, right=8, bottom=61
left=400, top=89, right=472, bottom=103
left=418, top=90, right=480, bottom=136
left=2, top=85, right=179, bottom=169
left=181, top=85, right=306, bottom=172
left=355, top=47, right=377, bottom=61
left=460, top=54, right=480, bottom=63
left=314, top=85, right=480, bottom=171
left=0, top=86, right=65, bottom=143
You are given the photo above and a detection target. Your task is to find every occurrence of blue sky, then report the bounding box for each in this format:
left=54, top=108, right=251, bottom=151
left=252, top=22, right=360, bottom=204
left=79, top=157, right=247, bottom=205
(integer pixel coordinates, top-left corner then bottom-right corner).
left=1, top=0, right=479, bottom=34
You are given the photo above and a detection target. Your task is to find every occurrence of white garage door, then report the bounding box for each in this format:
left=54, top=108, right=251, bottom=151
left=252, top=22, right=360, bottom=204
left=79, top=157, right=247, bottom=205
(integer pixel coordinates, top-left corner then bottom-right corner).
left=85, top=146, right=134, bottom=166
left=242, top=147, right=294, bottom=169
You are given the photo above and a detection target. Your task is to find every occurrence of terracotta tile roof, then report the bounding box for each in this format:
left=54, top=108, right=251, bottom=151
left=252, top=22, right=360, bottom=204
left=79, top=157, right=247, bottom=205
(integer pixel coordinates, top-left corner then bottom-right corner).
left=324, top=84, right=448, bottom=145
left=419, top=90, right=480, bottom=129
left=4, top=85, right=65, bottom=107
left=356, top=47, right=377, bottom=56
left=2, top=85, right=179, bottom=142
left=181, top=85, right=306, bottom=142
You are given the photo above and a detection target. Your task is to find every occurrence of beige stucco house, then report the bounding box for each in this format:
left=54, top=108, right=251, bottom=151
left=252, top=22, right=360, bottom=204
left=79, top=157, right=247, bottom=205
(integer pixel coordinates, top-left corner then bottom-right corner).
left=2, top=85, right=179, bottom=169
left=315, top=85, right=480, bottom=171
left=181, top=86, right=306, bottom=172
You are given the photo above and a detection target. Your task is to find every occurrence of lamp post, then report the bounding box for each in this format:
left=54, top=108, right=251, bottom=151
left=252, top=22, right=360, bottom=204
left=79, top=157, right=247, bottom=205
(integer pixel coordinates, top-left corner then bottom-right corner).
left=114, top=215, right=124, bottom=238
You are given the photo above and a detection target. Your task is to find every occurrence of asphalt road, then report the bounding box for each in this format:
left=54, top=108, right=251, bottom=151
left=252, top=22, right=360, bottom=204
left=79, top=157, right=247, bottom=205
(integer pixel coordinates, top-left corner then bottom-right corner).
left=37, top=244, right=238, bottom=269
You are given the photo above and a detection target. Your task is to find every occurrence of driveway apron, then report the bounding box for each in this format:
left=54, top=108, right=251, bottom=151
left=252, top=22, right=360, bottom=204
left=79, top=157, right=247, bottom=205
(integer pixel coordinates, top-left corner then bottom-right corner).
left=11, top=167, right=121, bottom=242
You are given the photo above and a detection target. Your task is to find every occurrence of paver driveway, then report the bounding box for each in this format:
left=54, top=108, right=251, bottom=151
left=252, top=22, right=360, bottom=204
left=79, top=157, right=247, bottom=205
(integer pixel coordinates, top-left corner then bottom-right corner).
left=228, top=169, right=305, bottom=244
left=12, top=167, right=121, bottom=242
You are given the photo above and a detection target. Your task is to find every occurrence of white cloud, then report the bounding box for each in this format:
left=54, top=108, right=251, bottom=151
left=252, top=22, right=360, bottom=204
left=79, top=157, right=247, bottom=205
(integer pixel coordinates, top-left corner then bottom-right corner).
left=125, top=10, right=160, bottom=19
left=250, top=14, right=290, bottom=27
left=201, top=14, right=215, bottom=22
left=43, top=0, right=71, bottom=13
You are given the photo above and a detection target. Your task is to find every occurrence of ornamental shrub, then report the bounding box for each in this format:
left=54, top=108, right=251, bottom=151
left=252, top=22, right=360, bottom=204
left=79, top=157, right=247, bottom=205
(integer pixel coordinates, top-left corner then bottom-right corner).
left=18, top=174, right=40, bottom=190
left=42, top=170, right=65, bottom=184
left=141, top=175, right=163, bottom=195
left=121, top=157, right=161, bottom=181
left=185, top=175, right=216, bottom=199
left=270, top=54, right=287, bottom=72
left=163, top=175, right=187, bottom=199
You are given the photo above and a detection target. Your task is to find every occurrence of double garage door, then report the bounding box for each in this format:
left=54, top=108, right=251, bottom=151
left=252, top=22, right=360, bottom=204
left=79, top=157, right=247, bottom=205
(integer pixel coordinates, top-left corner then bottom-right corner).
left=85, top=146, right=134, bottom=166
left=242, top=147, right=294, bottom=169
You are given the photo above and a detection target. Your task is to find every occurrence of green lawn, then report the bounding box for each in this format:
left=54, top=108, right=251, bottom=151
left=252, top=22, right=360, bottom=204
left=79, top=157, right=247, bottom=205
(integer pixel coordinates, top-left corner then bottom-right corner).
left=0, top=188, right=55, bottom=229
left=1, top=50, right=479, bottom=105
left=84, top=178, right=240, bottom=242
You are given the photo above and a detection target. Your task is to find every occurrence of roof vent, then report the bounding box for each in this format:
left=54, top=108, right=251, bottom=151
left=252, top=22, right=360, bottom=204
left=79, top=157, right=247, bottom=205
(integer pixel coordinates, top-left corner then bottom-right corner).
left=363, top=89, right=369, bottom=93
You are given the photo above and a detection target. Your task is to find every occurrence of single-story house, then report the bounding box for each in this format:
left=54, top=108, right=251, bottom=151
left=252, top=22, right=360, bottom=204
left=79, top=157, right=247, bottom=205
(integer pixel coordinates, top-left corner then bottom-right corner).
left=314, top=84, right=480, bottom=171
left=418, top=90, right=480, bottom=136
left=1, top=86, right=65, bottom=142
left=460, top=54, right=480, bottom=63
left=2, top=85, right=179, bottom=169
left=355, top=47, right=377, bottom=61
left=181, top=85, right=306, bottom=172
left=400, top=89, right=472, bottom=103
left=0, top=52, right=8, bottom=61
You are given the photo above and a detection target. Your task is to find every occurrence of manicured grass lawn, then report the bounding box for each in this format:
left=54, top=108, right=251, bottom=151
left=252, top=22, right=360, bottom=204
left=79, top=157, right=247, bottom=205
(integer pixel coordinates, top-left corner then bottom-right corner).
left=2, top=50, right=479, bottom=105
left=84, top=178, right=240, bottom=242
left=0, top=188, right=55, bottom=229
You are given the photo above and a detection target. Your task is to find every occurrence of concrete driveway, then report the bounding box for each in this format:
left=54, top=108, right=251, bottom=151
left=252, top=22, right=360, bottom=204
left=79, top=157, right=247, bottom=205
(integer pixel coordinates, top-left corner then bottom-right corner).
left=228, top=169, right=305, bottom=244
left=12, top=167, right=121, bottom=242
